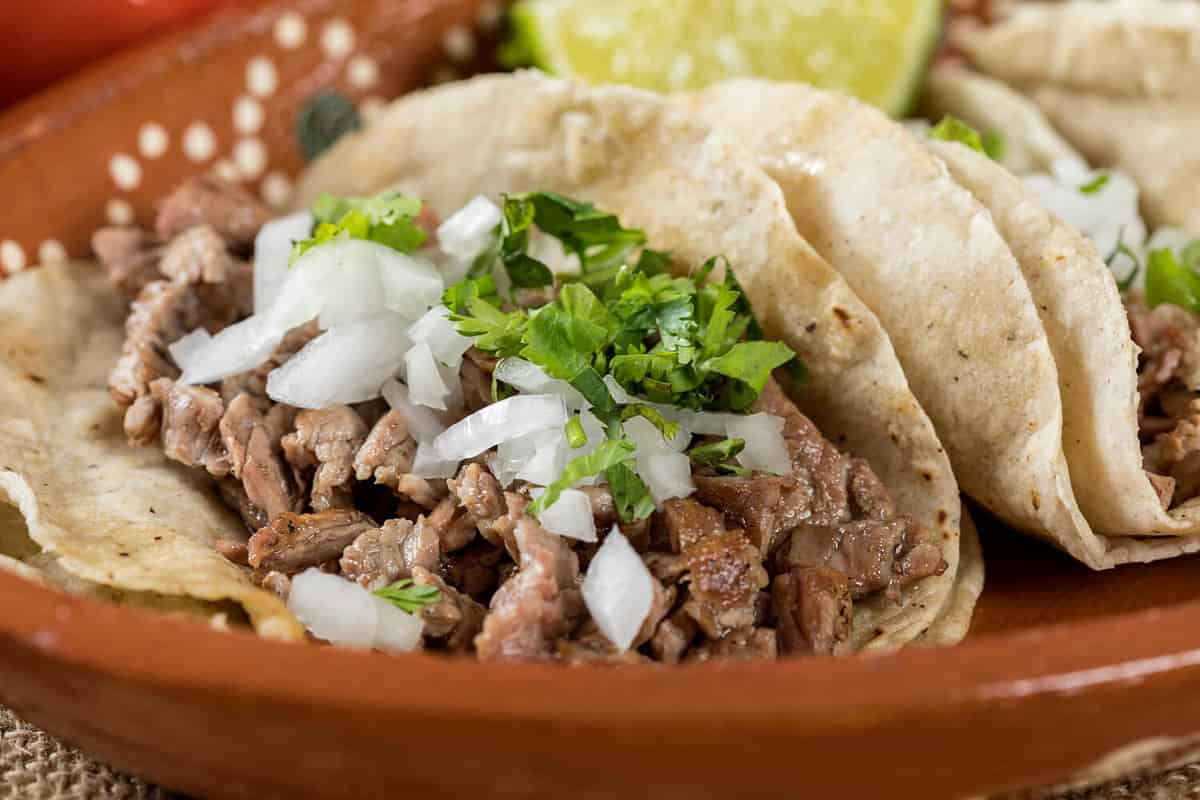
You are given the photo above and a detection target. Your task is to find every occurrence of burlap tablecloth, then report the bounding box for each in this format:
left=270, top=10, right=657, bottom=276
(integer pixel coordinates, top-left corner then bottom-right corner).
left=4, top=706, right=1200, bottom=800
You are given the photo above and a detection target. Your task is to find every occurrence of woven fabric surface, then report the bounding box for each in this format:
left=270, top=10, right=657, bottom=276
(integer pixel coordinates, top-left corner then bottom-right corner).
left=4, top=706, right=1200, bottom=800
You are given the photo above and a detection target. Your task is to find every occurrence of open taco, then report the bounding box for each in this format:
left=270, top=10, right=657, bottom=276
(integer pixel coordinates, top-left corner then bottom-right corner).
left=961, top=0, right=1200, bottom=234
left=0, top=72, right=977, bottom=660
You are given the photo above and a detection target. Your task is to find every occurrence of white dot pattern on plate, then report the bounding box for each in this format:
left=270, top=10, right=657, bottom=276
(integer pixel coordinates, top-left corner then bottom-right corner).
left=38, top=239, right=67, bottom=266
left=346, top=55, right=379, bottom=90
left=233, top=95, right=265, bottom=135
left=109, top=154, right=142, bottom=190
left=477, top=1, right=503, bottom=30
left=441, top=24, right=476, bottom=63
left=246, top=55, right=278, bottom=97
left=274, top=11, right=307, bottom=49
left=321, top=18, right=356, bottom=60
left=212, top=159, right=239, bottom=183
left=137, top=122, right=169, bottom=159
left=234, top=138, right=267, bottom=180
left=106, top=198, right=134, bottom=225
left=0, top=240, right=26, bottom=274
left=183, top=122, right=217, bottom=162
left=261, top=172, right=293, bottom=209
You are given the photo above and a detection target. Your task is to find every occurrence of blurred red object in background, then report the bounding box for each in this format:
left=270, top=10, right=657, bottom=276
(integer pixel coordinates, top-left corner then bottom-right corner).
left=0, top=0, right=237, bottom=107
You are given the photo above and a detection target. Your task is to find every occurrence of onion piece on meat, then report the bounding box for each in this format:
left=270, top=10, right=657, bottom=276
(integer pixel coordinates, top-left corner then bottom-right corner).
left=622, top=415, right=690, bottom=453
left=266, top=313, right=411, bottom=408
left=404, top=341, right=452, bottom=410
left=253, top=210, right=313, bottom=314
left=381, top=379, right=446, bottom=440
left=168, top=328, right=212, bottom=372
left=407, top=305, right=473, bottom=370
left=640, top=451, right=695, bottom=505
left=581, top=527, right=654, bottom=651
left=437, top=195, right=502, bottom=258
left=179, top=314, right=279, bottom=386
left=411, top=440, right=459, bottom=479
left=602, top=375, right=739, bottom=435
left=288, top=568, right=423, bottom=652
left=495, top=357, right=587, bottom=409
left=726, top=413, right=791, bottom=475
left=517, top=428, right=569, bottom=487
left=431, top=394, right=567, bottom=461
left=531, top=487, right=597, bottom=542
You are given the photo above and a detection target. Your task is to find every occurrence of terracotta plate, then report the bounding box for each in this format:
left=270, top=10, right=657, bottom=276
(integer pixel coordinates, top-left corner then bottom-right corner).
left=4, top=2, right=1200, bottom=798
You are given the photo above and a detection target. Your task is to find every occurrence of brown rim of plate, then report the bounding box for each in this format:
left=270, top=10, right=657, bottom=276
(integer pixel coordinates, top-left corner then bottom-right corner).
left=3, top=566, right=1200, bottom=800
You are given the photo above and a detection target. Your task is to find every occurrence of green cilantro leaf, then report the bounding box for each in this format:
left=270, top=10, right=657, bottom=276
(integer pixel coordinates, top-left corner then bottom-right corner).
left=373, top=579, right=441, bottom=613
left=292, top=191, right=426, bottom=264
left=929, top=116, right=988, bottom=156
left=1079, top=173, right=1111, bottom=195
left=604, top=460, right=656, bottom=521
left=688, top=438, right=745, bottom=466
left=526, top=438, right=636, bottom=515
left=620, top=404, right=681, bottom=441
left=982, top=131, right=1006, bottom=162
left=565, top=416, right=587, bottom=448
left=1146, top=248, right=1200, bottom=314
left=704, top=341, right=798, bottom=404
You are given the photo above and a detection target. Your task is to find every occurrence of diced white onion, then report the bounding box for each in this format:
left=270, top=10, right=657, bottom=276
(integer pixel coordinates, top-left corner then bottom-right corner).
left=531, top=487, right=597, bottom=542
left=287, top=568, right=423, bottom=652
left=517, top=428, right=569, bottom=486
left=581, top=527, right=654, bottom=652
left=495, top=357, right=587, bottom=409
left=622, top=415, right=690, bottom=454
left=266, top=313, right=410, bottom=408
left=381, top=379, right=446, bottom=440
left=640, top=451, right=695, bottom=504
left=179, top=314, right=280, bottom=386
left=253, top=211, right=313, bottom=314
left=411, top=439, right=459, bottom=479
left=404, top=341, right=452, bottom=410
left=378, top=248, right=445, bottom=320
left=726, top=413, right=791, bottom=475
left=408, top=305, right=472, bottom=370
left=436, top=195, right=502, bottom=258
left=168, top=328, right=212, bottom=372
left=431, top=394, right=567, bottom=461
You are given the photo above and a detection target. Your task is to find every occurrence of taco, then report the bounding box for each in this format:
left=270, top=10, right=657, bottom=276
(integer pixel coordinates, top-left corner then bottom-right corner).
left=0, top=72, right=975, bottom=660
left=961, top=0, right=1200, bottom=233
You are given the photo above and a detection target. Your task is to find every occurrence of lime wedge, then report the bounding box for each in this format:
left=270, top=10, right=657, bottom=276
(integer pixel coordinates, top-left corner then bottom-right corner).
left=506, top=0, right=942, bottom=117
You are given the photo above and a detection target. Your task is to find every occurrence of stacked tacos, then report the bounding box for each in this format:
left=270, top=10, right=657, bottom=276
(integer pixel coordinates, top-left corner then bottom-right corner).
left=0, top=73, right=978, bottom=660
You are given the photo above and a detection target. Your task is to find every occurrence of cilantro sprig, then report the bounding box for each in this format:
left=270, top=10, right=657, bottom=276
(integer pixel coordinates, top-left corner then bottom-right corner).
left=929, top=116, right=1004, bottom=161
left=290, top=192, right=428, bottom=263
left=373, top=579, right=441, bottom=613
left=1145, top=243, right=1200, bottom=314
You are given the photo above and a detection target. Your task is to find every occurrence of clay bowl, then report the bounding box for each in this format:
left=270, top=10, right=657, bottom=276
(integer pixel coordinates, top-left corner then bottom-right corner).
left=5, top=2, right=1200, bottom=798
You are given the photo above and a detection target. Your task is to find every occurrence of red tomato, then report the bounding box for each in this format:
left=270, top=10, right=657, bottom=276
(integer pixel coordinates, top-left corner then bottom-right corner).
left=0, top=0, right=236, bottom=106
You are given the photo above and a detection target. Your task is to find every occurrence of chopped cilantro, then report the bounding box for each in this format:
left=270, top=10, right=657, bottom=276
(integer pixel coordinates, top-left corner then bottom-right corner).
left=620, top=404, right=681, bottom=441
left=688, top=438, right=745, bottom=466
left=526, top=439, right=637, bottom=516
left=373, top=579, right=440, bottom=613
left=604, top=460, right=656, bottom=521
left=1145, top=248, right=1200, bottom=314
left=565, top=415, right=587, bottom=448
left=1079, top=173, right=1110, bottom=195
left=929, top=115, right=991, bottom=158
left=292, top=191, right=427, bottom=263
left=982, top=131, right=1006, bottom=162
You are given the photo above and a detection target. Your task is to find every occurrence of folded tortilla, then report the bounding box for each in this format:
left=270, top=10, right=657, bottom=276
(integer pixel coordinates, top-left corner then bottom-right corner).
left=295, top=72, right=976, bottom=648
left=963, top=0, right=1200, bottom=233
left=687, top=79, right=1104, bottom=557
left=0, top=261, right=303, bottom=639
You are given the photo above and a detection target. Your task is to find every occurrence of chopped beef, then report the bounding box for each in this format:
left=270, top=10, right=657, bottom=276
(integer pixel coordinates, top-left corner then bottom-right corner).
left=463, top=347, right=497, bottom=374
left=220, top=394, right=302, bottom=521
left=248, top=509, right=378, bottom=575
left=1149, top=471, right=1178, bottom=510
left=420, top=495, right=478, bottom=553
left=282, top=406, right=368, bottom=511
left=150, top=378, right=230, bottom=476
left=847, top=458, right=896, bottom=520
left=215, top=539, right=249, bottom=566
left=650, top=607, right=698, bottom=664
left=158, top=224, right=234, bottom=285
left=459, top=357, right=492, bottom=412
left=689, top=629, right=778, bottom=662
left=449, top=463, right=505, bottom=536
left=441, top=539, right=505, bottom=601
left=217, top=477, right=266, bottom=531
left=352, top=410, right=446, bottom=508
left=340, top=517, right=440, bottom=590
left=681, top=528, right=769, bottom=638
left=474, top=517, right=579, bottom=661
left=412, top=566, right=486, bottom=651
left=661, top=497, right=728, bottom=553
left=636, top=582, right=676, bottom=648
left=643, top=551, right=688, bottom=584
left=772, top=567, right=852, bottom=656
left=92, top=227, right=162, bottom=296
left=109, top=281, right=195, bottom=408
left=558, top=624, right=652, bottom=666
left=774, top=517, right=946, bottom=601
left=123, top=393, right=162, bottom=445
left=155, top=176, right=271, bottom=248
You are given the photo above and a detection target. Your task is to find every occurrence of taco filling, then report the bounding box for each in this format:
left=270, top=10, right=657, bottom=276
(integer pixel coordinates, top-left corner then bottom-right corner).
left=93, top=176, right=945, bottom=662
